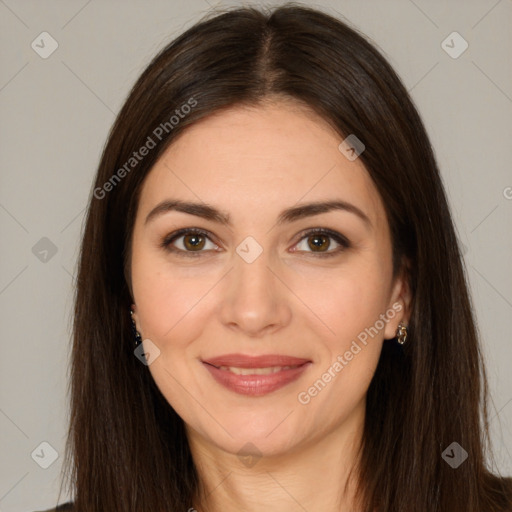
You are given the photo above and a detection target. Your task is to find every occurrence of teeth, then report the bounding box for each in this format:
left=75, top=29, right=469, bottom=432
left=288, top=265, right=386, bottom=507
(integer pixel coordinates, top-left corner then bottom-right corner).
left=218, top=365, right=299, bottom=375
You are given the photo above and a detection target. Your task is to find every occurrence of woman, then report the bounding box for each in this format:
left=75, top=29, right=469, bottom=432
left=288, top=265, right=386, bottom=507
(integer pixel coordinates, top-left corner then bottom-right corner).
left=38, top=3, right=512, bottom=511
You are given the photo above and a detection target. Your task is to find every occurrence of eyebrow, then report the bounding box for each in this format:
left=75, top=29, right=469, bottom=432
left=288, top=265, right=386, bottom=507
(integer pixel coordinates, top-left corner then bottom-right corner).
left=144, top=199, right=372, bottom=229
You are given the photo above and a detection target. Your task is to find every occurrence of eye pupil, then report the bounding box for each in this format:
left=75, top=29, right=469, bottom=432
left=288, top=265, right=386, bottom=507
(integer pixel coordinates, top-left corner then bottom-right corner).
left=184, top=234, right=205, bottom=251
left=308, top=235, right=329, bottom=251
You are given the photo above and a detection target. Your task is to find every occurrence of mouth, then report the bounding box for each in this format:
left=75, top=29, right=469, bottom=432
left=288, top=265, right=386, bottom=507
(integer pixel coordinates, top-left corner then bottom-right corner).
left=201, top=353, right=311, bottom=369
left=208, top=364, right=304, bottom=375
left=200, top=354, right=312, bottom=396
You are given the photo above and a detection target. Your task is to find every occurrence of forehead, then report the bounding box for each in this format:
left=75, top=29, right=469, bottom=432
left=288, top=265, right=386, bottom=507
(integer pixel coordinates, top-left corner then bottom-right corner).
left=137, top=101, right=385, bottom=229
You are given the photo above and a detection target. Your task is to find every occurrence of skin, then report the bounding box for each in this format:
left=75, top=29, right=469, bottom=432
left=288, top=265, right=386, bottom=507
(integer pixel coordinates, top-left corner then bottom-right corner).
left=130, top=98, right=411, bottom=512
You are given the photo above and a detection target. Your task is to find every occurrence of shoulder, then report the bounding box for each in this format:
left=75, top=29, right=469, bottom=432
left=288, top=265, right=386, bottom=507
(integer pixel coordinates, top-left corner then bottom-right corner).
left=33, top=503, right=74, bottom=512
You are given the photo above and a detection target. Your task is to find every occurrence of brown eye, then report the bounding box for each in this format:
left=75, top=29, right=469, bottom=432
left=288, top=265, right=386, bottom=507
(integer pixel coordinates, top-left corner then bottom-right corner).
left=306, top=233, right=331, bottom=252
left=182, top=233, right=206, bottom=251
left=293, top=228, right=350, bottom=257
left=161, top=228, right=218, bottom=257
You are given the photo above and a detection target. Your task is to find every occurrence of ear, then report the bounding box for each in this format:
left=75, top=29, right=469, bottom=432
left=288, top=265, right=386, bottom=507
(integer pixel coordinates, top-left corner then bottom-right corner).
left=383, top=262, right=412, bottom=340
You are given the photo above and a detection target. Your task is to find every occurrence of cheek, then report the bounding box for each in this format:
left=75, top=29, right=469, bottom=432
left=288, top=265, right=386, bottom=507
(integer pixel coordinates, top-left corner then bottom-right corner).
left=292, top=255, right=391, bottom=392
left=295, top=266, right=389, bottom=415
left=292, top=255, right=391, bottom=339
left=131, top=248, right=219, bottom=344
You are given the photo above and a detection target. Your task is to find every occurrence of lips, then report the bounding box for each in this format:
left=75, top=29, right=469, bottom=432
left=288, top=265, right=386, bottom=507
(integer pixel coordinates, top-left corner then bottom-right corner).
left=202, top=358, right=312, bottom=396
left=201, top=353, right=312, bottom=396
left=202, top=353, right=311, bottom=369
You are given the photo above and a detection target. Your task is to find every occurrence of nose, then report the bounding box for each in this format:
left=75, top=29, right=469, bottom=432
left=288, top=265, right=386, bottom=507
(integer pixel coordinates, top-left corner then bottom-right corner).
left=217, top=249, right=292, bottom=338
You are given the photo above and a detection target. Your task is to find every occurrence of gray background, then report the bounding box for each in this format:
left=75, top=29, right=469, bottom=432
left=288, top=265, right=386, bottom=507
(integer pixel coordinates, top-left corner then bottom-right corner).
left=0, top=0, right=511, bottom=510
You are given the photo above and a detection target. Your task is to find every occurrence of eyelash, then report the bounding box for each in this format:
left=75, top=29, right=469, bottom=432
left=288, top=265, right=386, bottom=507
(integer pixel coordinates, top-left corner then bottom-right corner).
left=160, top=227, right=351, bottom=258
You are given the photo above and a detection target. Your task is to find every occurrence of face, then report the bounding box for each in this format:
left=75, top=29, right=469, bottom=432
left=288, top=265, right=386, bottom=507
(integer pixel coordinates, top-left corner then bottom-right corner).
left=130, top=99, right=410, bottom=459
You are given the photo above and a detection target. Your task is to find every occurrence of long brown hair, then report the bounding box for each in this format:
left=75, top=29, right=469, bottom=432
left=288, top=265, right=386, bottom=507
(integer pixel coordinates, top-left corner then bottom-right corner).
left=57, top=3, right=512, bottom=511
